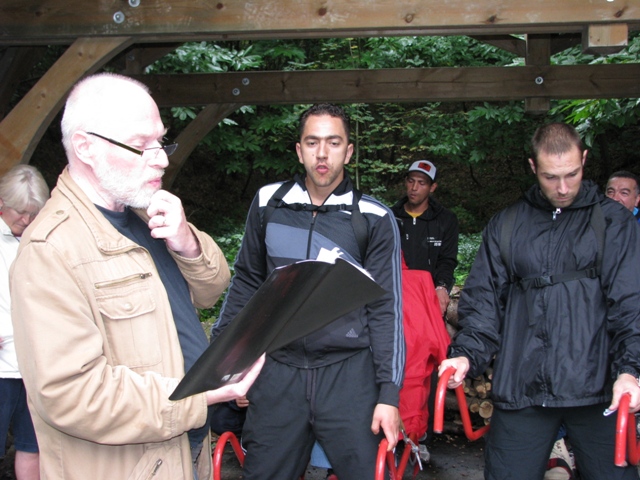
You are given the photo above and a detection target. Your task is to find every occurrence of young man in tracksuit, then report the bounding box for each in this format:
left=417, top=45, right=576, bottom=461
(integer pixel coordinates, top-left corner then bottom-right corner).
left=211, top=104, right=404, bottom=480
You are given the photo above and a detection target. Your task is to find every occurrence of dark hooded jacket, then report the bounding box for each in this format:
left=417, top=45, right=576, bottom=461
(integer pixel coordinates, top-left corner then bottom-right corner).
left=449, top=180, right=640, bottom=410
left=391, top=196, right=459, bottom=292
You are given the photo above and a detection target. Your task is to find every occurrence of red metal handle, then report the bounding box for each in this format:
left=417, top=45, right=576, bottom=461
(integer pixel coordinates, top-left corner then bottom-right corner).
left=375, top=438, right=390, bottom=480
left=212, top=431, right=245, bottom=480
left=615, top=393, right=640, bottom=467
left=434, top=367, right=454, bottom=434
left=375, top=432, right=420, bottom=480
left=434, top=366, right=490, bottom=441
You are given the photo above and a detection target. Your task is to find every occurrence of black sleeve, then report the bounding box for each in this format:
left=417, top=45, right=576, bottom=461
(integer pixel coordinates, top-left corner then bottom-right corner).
left=434, top=210, right=459, bottom=291
left=601, top=204, right=640, bottom=379
left=362, top=205, right=405, bottom=406
left=447, top=212, right=507, bottom=377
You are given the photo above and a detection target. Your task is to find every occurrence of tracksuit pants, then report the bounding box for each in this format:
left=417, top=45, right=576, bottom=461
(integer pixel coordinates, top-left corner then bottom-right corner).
left=241, top=349, right=383, bottom=480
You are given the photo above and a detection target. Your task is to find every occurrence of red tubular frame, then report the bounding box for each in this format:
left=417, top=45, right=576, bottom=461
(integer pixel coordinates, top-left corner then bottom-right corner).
left=375, top=432, right=421, bottom=480
left=434, top=366, right=490, bottom=441
left=435, top=368, right=640, bottom=467
left=614, top=393, right=640, bottom=467
left=212, top=432, right=245, bottom=480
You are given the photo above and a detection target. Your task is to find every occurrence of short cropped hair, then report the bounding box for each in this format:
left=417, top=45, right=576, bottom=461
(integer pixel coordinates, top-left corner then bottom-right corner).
left=299, top=104, right=351, bottom=141
left=608, top=170, right=640, bottom=195
left=531, top=123, right=584, bottom=166
left=60, top=73, right=150, bottom=159
left=0, top=165, right=50, bottom=212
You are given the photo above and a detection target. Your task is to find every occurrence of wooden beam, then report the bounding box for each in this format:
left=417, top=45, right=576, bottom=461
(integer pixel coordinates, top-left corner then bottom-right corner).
left=1, top=0, right=639, bottom=45
left=0, top=37, right=133, bottom=174
left=110, top=44, right=182, bottom=75
left=165, top=103, right=240, bottom=189
left=470, top=35, right=526, bottom=57
left=471, top=33, right=581, bottom=57
left=134, top=64, right=640, bottom=107
left=583, top=23, right=629, bottom=54
left=525, top=35, right=551, bottom=113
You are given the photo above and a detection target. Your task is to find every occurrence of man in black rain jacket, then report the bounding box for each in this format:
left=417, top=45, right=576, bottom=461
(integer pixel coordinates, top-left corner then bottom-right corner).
left=440, top=123, right=640, bottom=480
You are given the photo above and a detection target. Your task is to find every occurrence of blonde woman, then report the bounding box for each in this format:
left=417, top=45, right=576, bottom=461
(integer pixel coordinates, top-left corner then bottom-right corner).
left=0, top=165, right=49, bottom=480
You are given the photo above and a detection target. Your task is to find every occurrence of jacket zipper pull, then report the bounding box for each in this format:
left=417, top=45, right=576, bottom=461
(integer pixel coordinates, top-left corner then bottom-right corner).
left=147, top=459, right=162, bottom=479
left=552, top=208, right=561, bottom=220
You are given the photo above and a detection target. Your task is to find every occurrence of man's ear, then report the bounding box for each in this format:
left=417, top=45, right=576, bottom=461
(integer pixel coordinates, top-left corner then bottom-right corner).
left=528, top=158, right=536, bottom=174
left=296, top=142, right=303, bottom=165
left=581, top=149, right=588, bottom=166
left=71, top=131, right=96, bottom=168
left=343, top=143, right=354, bottom=165
left=430, top=181, right=438, bottom=194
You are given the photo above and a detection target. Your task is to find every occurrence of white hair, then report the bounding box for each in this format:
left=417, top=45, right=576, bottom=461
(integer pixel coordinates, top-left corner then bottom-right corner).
left=60, top=73, right=151, bottom=159
left=0, top=165, right=50, bottom=211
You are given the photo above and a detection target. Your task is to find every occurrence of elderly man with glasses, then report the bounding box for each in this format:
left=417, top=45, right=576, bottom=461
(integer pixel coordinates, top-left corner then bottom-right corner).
left=9, top=72, right=264, bottom=480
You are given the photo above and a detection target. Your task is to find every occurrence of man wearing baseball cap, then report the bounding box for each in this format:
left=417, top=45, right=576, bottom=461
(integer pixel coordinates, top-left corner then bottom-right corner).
left=392, top=160, right=459, bottom=316
left=391, top=160, right=459, bottom=463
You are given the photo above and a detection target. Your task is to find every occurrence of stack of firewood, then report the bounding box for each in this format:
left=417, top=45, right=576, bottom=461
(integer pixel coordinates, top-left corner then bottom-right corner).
left=442, top=286, right=494, bottom=429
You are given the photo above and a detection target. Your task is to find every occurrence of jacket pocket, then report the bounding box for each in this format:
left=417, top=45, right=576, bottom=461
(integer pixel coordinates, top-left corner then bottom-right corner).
left=95, top=274, right=162, bottom=368
left=126, top=442, right=184, bottom=480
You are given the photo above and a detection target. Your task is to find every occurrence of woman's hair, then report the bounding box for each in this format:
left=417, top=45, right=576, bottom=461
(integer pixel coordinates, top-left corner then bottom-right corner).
left=0, top=165, right=50, bottom=212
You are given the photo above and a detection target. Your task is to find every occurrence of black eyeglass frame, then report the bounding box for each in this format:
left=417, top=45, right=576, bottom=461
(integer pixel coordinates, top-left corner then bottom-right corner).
left=86, top=131, right=178, bottom=157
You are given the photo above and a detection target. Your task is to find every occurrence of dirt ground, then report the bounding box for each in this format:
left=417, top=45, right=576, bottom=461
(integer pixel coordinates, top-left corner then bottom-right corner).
left=1, top=433, right=484, bottom=479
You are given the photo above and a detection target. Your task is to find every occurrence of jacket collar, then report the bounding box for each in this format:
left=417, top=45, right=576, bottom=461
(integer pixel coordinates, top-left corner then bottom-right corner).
left=0, top=217, right=13, bottom=238
left=393, top=195, right=444, bottom=220
left=524, top=180, right=602, bottom=211
left=56, top=167, right=148, bottom=254
left=294, top=172, right=354, bottom=200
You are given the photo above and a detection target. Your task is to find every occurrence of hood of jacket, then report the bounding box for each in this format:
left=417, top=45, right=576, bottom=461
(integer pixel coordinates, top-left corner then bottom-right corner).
left=523, top=179, right=602, bottom=212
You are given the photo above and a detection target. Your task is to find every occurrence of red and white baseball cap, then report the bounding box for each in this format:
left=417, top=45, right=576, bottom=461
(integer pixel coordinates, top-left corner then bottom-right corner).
left=408, top=160, right=436, bottom=181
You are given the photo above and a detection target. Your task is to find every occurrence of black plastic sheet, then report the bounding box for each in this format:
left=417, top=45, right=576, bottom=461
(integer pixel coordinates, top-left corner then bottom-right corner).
left=170, top=257, right=386, bottom=400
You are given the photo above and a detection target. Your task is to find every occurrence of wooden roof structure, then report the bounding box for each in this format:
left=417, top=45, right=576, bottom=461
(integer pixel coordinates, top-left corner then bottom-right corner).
left=2, top=0, right=640, bottom=185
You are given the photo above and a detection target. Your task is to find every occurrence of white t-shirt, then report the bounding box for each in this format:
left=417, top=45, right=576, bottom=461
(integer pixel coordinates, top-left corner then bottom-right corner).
left=0, top=217, right=21, bottom=378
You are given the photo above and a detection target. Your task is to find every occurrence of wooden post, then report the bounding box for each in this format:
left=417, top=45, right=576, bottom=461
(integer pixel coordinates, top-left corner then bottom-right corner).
left=525, top=34, right=551, bottom=114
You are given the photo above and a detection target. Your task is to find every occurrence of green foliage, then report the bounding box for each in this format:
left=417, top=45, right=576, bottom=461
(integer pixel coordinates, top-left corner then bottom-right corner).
left=198, top=228, right=245, bottom=323
left=141, top=35, right=640, bottom=236
left=146, top=42, right=262, bottom=74
left=455, top=232, right=483, bottom=286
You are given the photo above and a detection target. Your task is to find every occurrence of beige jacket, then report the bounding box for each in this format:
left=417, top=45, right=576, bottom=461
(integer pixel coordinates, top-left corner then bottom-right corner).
left=10, top=168, right=230, bottom=480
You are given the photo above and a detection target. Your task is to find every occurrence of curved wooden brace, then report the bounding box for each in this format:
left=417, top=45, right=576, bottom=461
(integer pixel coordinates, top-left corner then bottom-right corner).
left=0, top=36, right=134, bottom=175
left=164, top=103, right=241, bottom=189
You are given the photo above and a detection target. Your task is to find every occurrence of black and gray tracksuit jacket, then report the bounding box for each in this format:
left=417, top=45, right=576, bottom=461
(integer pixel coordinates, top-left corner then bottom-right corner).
left=212, top=174, right=405, bottom=406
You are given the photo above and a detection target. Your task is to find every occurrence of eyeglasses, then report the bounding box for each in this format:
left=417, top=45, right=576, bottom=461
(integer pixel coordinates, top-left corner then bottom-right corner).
left=86, top=132, right=178, bottom=158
